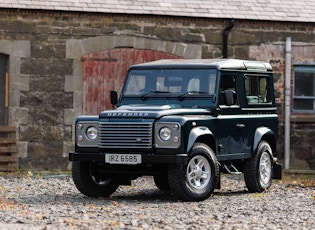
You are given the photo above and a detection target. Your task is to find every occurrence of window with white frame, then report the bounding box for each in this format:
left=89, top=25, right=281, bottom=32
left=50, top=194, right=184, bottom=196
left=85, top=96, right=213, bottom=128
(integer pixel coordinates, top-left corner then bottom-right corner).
left=293, top=65, right=315, bottom=113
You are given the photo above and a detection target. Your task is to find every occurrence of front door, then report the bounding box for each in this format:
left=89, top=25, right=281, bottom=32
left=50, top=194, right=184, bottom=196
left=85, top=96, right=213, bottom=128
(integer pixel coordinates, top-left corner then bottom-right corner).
left=216, top=74, right=247, bottom=160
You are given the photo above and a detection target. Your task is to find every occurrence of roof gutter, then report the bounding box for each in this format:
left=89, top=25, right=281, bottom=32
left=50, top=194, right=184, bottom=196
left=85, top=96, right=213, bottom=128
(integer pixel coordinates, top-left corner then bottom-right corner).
left=222, top=19, right=234, bottom=58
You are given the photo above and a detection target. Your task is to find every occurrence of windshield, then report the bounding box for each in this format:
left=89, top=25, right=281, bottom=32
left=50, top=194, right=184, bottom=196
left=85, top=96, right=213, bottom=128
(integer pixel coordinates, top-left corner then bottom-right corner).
left=122, top=68, right=217, bottom=97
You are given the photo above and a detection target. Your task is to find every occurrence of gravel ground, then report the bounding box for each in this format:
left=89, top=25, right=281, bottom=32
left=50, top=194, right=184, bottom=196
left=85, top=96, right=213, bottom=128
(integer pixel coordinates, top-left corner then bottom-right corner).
left=0, top=173, right=314, bottom=230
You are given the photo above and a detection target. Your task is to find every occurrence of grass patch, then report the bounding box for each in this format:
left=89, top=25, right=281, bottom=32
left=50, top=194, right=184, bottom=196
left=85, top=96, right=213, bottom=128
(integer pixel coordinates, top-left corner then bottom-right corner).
left=279, top=173, right=315, bottom=187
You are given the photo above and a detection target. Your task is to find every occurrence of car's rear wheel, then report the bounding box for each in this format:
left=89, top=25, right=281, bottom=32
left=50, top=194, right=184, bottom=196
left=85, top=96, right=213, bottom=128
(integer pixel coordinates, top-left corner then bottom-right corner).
left=72, top=161, right=119, bottom=197
left=244, top=141, right=274, bottom=193
left=168, top=143, right=219, bottom=201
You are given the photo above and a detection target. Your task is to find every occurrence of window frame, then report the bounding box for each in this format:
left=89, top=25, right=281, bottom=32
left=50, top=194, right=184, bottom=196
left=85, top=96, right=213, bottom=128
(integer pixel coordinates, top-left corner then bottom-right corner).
left=122, top=68, right=218, bottom=96
left=293, top=65, right=315, bottom=114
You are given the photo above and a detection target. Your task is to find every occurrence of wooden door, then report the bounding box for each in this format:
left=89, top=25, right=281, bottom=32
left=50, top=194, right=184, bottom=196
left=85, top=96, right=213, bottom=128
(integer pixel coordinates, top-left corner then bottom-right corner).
left=83, top=48, right=180, bottom=114
left=0, top=54, right=8, bottom=125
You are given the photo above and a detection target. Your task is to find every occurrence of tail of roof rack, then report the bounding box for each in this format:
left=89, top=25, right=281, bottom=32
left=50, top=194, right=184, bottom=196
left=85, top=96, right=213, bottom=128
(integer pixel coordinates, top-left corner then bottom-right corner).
left=243, top=61, right=272, bottom=71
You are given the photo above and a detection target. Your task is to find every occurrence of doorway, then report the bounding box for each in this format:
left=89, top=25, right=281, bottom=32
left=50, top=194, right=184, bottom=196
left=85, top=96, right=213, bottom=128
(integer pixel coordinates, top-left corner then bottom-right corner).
left=0, top=54, right=8, bottom=125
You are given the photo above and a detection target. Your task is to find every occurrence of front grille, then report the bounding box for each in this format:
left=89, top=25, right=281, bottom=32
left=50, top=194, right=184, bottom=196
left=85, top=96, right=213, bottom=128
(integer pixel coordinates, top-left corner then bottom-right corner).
left=98, top=121, right=153, bottom=149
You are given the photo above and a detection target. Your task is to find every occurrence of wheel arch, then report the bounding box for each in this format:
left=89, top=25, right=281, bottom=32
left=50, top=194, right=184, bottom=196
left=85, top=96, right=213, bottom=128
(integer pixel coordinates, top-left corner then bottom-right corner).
left=187, top=127, right=216, bottom=154
left=253, top=127, right=277, bottom=159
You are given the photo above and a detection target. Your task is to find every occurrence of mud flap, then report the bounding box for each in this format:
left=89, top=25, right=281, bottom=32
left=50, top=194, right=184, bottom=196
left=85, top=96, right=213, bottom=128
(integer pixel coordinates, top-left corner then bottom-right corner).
left=215, top=171, right=221, bottom=189
left=273, top=162, right=282, bottom=180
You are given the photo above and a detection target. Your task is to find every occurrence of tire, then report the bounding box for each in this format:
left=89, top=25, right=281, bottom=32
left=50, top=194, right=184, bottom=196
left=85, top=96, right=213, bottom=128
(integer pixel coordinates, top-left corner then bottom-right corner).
left=154, top=174, right=170, bottom=191
left=244, top=141, right=274, bottom=193
left=168, top=143, right=219, bottom=201
left=72, top=161, right=119, bottom=197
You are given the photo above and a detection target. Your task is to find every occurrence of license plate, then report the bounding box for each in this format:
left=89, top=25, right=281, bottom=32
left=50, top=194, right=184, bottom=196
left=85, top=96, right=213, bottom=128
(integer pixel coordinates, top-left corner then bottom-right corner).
left=105, top=154, right=142, bottom=165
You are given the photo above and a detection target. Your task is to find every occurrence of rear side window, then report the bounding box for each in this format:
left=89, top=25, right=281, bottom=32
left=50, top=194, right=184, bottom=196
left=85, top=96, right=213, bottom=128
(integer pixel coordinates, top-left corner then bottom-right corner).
left=245, top=75, right=271, bottom=105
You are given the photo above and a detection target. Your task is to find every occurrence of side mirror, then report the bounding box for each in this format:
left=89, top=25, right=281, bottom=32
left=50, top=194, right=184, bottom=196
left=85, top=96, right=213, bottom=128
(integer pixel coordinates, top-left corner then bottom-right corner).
left=110, top=91, right=118, bottom=107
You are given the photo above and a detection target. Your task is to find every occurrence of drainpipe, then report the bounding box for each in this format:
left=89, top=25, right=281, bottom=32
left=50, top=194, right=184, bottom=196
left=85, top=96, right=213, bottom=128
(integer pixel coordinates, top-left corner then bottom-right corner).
left=223, top=19, right=234, bottom=58
left=284, top=37, right=291, bottom=170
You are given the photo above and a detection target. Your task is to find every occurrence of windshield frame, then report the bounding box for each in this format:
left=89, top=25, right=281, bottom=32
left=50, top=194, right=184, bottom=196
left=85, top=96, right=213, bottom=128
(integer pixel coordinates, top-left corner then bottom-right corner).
left=121, top=68, right=218, bottom=100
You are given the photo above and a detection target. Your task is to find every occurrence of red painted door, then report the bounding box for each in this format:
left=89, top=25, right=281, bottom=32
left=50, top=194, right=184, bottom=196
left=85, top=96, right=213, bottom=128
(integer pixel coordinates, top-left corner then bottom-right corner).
left=83, top=48, right=180, bottom=114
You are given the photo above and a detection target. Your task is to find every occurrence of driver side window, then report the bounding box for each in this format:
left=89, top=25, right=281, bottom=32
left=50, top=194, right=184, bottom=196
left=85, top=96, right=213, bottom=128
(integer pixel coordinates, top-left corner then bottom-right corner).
left=219, top=75, right=237, bottom=106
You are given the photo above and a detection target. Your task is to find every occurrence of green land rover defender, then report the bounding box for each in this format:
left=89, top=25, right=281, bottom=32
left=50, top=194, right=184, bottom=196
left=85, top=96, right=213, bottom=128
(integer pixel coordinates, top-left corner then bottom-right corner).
left=69, top=59, right=282, bottom=201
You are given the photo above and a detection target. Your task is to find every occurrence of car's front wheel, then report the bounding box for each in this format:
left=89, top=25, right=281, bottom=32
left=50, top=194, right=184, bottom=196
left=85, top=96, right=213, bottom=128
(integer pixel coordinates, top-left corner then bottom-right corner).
left=168, top=143, right=219, bottom=201
left=154, top=173, right=170, bottom=191
left=72, top=161, right=119, bottom=197
left=244, top=141, right=274, bottom=193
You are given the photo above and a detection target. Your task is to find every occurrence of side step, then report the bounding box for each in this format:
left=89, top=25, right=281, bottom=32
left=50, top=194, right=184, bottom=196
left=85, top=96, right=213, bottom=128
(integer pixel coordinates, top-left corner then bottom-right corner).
left=223, top=163, right=242, bottom=175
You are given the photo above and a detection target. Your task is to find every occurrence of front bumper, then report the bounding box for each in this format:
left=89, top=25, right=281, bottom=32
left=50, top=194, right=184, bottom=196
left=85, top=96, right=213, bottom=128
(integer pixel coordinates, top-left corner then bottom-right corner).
left=69, top=152, right=188, bottom=164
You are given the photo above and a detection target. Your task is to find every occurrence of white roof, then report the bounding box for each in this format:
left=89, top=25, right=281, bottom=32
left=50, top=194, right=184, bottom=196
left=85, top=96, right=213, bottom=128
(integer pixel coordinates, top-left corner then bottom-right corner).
left=132, top=59, right=273, bottom=71
left=1, top=0, right=315, bottom=23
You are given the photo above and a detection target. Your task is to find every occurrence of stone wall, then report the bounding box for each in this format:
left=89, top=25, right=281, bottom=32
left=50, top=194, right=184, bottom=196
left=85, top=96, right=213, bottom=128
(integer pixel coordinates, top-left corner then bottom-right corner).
left=0, top=10, right=314, bottom=170
left=248, top=40, right=315, bottom=170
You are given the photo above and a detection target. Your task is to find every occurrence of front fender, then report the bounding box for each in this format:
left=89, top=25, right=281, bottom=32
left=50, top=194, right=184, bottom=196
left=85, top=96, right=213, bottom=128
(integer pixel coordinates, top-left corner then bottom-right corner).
left=187, top=127, right=213, bottom=153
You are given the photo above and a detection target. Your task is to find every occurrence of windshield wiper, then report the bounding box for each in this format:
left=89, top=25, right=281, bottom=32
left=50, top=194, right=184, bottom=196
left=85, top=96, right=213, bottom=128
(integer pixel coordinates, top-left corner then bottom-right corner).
left=178, top=91, right=210, bottom=100
left=140, top=90, right=171, bottom=100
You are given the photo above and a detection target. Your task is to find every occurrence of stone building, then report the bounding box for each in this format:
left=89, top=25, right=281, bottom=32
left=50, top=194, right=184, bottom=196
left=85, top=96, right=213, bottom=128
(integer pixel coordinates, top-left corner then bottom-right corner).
left=0, top=0, right=314, bottom=171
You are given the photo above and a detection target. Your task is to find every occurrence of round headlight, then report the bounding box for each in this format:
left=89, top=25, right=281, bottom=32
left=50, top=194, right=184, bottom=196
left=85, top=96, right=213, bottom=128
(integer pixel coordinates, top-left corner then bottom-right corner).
left=159, top=127, right=172, bottom=141
left=86, top=127, right=98, bottom=140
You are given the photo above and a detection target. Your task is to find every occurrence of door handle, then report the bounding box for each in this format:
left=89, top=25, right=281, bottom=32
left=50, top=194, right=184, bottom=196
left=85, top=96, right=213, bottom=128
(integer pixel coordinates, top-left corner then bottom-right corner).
left=236, top=123, right=245, bottom=128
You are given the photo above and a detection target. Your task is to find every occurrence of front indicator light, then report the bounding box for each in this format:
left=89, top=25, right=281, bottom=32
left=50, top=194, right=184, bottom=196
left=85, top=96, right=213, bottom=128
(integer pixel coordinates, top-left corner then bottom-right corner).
left=77, top=135, right=83, bottom=141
